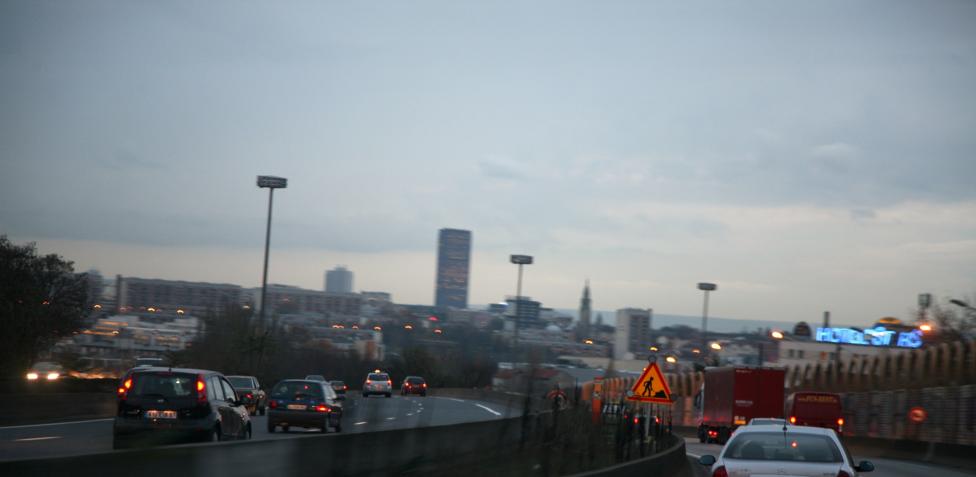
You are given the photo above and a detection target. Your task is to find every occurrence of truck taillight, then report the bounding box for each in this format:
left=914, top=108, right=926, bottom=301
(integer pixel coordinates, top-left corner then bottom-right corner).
left=837, top=418, right=845, bottom=426
left=270, top=400, right=278, bottom=409
left=789, top=416, right=797, bottom=424
left=712, top=465, right=728, bottom=477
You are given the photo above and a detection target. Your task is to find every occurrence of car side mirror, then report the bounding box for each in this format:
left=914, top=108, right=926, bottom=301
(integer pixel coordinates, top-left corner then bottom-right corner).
left=698, top=455, right=716, bottom=466
left=855, top=461, right=874, bottom=472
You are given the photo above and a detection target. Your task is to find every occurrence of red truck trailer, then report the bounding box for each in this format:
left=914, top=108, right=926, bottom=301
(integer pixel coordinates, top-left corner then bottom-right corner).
left=697, top=366, right=786, bottom=444
left=786, top=392, right=844, bottom=433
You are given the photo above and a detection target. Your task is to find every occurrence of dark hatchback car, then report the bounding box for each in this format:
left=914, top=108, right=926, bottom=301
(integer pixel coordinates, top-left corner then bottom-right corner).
left=112, top=367, right=251, bottom=449
left=267, top=379, right=343, bottom=433
left=400, top=376, right=427, bottom=396
left=330, top=380, right=348, bottom=399
left=227, top=375, right=267, bottom=415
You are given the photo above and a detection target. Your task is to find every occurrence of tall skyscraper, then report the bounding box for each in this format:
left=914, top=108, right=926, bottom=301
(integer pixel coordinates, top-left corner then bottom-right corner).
left=614, top=308, right=652, bottom=360
left=434, top=228, right=472, bottom=309
left=577, top=279, right=592, bottom=340
left=325, top=266, right=354, bottom=293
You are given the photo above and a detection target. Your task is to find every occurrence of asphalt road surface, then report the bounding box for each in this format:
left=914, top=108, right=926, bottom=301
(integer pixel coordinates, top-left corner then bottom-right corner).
left=0, top=394, right=519, bottom=462
left=683, top=437, right=976, bottom=477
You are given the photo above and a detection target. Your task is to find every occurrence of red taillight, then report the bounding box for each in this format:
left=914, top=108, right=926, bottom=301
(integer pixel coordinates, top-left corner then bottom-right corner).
left=245, top=393, right=253, bottom=399
left=270, top=400, right=278, bottom=409
left=633, top=417, right=639, bottom=424
left=712, top=465, right=728, bottom=477
left=196, top=377, right=206, bottom=401
left=422, top=383, right=427, bottom=388
left=387, top=380, right=392, bottom=386
left=789, top=416, right=797, bottom=424
left=708, top=430, right=718, bottom=437
left=837, top=471, right=852, bottom=477
left=837, top=418, right=845, bottom=426
left=315, top=404, right=330, bottom=412
left=118, top=378, right=133, bottom=399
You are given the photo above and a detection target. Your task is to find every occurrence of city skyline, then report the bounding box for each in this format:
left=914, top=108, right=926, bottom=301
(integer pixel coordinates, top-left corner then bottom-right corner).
left=2, top=1, right=974, bottom=327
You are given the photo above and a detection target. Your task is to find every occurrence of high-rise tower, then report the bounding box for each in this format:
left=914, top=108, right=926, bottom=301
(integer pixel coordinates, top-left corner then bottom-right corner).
left=577, top=279, right=592, bottom=339
left=434, top=228, right=472, bottom=309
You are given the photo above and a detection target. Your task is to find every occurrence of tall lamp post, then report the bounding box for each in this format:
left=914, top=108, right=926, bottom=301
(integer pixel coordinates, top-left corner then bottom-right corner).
left=510, top=254, right=533, bottom=350
left=257, top=175, right=287, bottom=326
left=697, top=282, right=717, bottom=357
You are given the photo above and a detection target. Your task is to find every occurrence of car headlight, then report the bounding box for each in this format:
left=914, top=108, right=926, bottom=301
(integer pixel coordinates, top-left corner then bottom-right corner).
left=26, top=372, right=39, bottom=381
left=46, top=372, right=60, bottom=381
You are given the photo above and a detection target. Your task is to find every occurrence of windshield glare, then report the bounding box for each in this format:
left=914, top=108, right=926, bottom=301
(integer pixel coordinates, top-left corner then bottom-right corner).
left=368, top=374, right=389, bottom=381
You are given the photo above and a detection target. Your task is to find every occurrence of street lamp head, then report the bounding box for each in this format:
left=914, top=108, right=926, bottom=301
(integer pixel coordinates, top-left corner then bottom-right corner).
left=257, top=175, right=288, bottom=189
left=709, top=342, right=723, bottom=351
left=665, top=355, right=678, bottom=364
left=697, top=282, right=717, bottom=291
left=510, top=254, right=533, bottom=265
left=770, top=330, right=785, bottom=340
left=950, top=299, right=971, bottom=308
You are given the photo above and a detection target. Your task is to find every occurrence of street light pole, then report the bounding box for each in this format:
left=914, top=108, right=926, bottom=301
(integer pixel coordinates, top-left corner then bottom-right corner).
left=697, top=283, right=717, bottom=356
left=257, top=176, right=287, bottom=327
left=510, top=255, right=533, bottom=353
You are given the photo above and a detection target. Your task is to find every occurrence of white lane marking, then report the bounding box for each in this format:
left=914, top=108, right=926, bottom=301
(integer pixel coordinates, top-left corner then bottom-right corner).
left=354, top=421, right=368, bottom=426
left=687, top=452, right=702, bottom=458
left=416, top=409, right=423, bottom=413
left=14, top=436, right=62, bottom=442
left=385, top=417, right=395, bottom=421
left=475, top=404, right=502, bottom=416
left=406, top=413, right=414, bottom=416
left=0, top=418, right=112, bottom=430
left=441, top=397, right=466, bottom=403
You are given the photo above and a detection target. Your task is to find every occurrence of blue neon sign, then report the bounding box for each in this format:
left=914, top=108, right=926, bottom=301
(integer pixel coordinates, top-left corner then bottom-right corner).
left=815, top=326, right=923, bottom=349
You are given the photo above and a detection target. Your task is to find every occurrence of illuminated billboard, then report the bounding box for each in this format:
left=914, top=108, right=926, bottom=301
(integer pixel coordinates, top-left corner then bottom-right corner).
left=815, top=326, right=923, bottom=349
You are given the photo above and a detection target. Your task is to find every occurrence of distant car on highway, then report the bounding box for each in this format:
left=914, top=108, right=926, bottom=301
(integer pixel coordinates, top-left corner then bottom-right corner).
left=227, top=375, right=267, bottom=415
left=363, top=371, right=392, bottom=398
left=330, top=380, right=348, bottom=399
left=267, top=379, right=343, bottom=433
left=697, top=424, right=874, bottom=477
left=25, top=361, right=63, bottom=381
left=305, top=374, right=327, bottom=382
left=400, top=376, right=427, bottom=396
left=112, top=367, right=251, bottom=449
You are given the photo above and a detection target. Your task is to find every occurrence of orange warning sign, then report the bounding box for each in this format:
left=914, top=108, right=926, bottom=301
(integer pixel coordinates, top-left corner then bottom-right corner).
left=627, top=362, right=673, bottom=404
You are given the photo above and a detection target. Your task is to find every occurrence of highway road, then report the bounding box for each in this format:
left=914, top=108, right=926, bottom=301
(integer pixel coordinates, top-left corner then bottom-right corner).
left=0, top=394, right=520, bottom=462
left=683, top=438, right=976, bottom=477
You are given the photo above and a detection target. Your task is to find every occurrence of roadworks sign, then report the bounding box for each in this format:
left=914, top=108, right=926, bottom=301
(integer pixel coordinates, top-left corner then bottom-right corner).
left=627, top=362, right=673, bottom=404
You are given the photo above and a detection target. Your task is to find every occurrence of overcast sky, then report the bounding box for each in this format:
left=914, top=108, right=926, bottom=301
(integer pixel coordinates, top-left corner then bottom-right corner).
left=2, top=1, right=974, bottom=326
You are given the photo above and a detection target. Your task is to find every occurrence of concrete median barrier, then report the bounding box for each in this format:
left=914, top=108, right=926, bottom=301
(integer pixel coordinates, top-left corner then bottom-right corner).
left=1, top=414, right=526, bottom=477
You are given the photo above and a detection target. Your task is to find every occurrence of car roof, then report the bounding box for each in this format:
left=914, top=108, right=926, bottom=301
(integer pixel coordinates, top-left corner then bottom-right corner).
left=736, top=424, right=834, bottom=436
left=226, top=375, right=256, bottom=379
left=130, top=366, right=218, bottom=375
left=279, top=379, right=325, bottom=384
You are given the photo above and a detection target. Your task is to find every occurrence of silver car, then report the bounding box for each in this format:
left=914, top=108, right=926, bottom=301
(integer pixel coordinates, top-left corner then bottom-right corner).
left=362, top=372, right=392, bottom=398
left=698, top=425, right=874, bottom=477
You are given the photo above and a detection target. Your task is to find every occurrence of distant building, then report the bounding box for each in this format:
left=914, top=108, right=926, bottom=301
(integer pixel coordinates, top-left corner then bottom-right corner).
left=577, top=279, right=592, bottom=340
left=116, top=276, right=243, bottom=316
left=614, top=308, right=652, bottom=360
left=506, top=296, right=541, bottom=328
left=257, top=285, right=363, bottom=317
left=325, top=266, right=354, bottom=293
left=434, top=228, right=472, bottom=309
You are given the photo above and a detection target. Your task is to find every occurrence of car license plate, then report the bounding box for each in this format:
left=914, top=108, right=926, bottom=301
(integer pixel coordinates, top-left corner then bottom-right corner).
left=145, top=410, right=177, bottom=419
left=286, top=404, right=307, bottom=410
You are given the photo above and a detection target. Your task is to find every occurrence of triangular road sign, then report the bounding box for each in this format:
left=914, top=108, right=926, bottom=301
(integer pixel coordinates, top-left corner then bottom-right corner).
left=627, top=362, right=673, bottom=404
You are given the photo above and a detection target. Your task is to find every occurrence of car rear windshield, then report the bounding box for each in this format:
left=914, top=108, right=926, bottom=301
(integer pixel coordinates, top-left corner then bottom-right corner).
left=725, top=432, right=842, bottom=463
left=406, top=377, right=425, bottom=384
left=331, top=381, right=345, bottom=387
left=272, top=381, right=324, bottom=399
left=130, top=372, right=197, bottom=398
left=368, top=374, right=389, bottom=381
left=228, top=377, right=254, bottom=388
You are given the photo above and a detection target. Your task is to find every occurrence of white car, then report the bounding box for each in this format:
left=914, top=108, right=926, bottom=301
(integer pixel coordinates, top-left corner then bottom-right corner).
left=362, top=372, right=392, bottom=398
left=698, top=425, right=874, bottom=477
